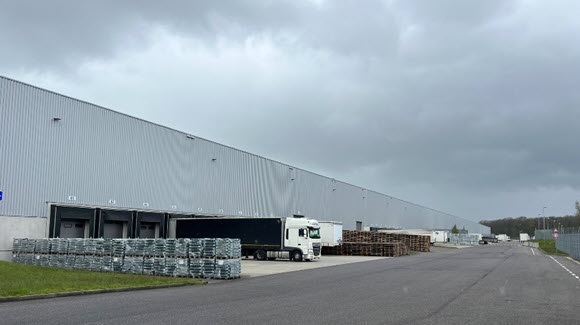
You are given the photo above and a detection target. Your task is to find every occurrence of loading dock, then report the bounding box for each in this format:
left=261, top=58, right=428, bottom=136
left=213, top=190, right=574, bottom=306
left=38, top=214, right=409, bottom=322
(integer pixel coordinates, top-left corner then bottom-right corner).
left=135, top=212, right=166, bottom=238
left=49, top=206, right=95, bottom=238
left=98, top=210, right=133, bottom=239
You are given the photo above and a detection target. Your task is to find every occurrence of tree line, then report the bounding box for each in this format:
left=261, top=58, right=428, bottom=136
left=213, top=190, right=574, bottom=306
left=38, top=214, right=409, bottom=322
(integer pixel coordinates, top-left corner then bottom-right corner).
left=479, top=201, right=580, bottom=238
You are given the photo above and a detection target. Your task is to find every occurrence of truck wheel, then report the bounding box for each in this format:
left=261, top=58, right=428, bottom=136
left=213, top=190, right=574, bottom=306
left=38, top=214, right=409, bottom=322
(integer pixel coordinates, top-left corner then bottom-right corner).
left=255, top=249, right=267, bottom=261
left=292, top=250, right=303, bottom=262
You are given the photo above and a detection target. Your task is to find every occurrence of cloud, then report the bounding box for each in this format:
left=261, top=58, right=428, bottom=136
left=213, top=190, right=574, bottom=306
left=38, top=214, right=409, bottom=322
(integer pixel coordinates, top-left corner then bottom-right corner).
left=3, top=0, right=580, bottom=219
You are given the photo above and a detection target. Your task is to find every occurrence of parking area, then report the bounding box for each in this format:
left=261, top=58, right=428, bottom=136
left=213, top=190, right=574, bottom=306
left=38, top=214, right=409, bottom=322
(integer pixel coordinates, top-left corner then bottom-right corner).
left=240, top=255, right=388, bottom=278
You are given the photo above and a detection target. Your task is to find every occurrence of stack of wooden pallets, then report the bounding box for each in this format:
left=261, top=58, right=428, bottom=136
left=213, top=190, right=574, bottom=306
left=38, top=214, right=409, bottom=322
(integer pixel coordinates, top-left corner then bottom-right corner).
left=342, top=230, right=430, bottom=253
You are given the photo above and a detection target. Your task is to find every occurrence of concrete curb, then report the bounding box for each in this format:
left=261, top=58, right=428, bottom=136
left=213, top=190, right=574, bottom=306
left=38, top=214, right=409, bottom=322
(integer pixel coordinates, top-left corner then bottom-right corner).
left=0, top=281, right=206, bottom=303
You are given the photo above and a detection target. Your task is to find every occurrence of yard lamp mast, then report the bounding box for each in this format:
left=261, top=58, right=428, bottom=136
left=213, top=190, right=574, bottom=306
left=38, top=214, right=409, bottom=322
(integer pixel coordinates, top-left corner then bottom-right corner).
left=542, top=206, right=547, bottom=229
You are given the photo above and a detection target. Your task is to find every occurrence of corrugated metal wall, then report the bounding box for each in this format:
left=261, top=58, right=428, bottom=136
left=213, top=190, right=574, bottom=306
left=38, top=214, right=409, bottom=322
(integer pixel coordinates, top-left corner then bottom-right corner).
left=0, top=76, right=490, bottom=234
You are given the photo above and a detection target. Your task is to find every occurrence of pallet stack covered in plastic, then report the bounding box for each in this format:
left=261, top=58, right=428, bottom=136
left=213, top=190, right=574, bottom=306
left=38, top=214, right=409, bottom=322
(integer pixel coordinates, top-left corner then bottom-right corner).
left=12, top=238, right=242, bottom=279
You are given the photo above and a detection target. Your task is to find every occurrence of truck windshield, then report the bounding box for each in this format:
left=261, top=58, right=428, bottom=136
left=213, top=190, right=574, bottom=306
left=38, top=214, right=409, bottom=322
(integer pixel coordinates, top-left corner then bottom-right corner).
left=308, top=228, right=320, bottom=239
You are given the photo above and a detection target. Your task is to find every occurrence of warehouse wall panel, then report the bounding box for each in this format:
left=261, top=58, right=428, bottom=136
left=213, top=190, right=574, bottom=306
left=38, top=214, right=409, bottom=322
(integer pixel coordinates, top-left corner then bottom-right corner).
left=0, top=76, right=490, bottom=235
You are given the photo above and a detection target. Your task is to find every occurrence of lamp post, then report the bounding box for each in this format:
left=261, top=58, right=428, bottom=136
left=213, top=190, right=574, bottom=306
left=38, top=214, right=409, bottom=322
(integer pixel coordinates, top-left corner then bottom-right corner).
left=542, top=206, right=547, bottom=229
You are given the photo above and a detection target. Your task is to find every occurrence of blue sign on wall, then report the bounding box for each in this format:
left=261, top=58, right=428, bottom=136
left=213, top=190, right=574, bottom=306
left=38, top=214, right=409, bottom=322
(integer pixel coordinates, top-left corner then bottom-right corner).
left=0, top=191, right=2, bottom=201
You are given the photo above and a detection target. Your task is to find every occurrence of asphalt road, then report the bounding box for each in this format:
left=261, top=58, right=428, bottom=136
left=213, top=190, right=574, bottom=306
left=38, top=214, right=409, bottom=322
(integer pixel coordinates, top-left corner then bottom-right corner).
left=1, top=244, right=579, bottom=325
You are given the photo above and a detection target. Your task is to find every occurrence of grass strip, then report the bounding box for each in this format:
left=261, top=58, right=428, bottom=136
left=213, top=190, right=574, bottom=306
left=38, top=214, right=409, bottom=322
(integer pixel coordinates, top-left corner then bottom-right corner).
left=528, top=239, right=569, bottom=256
left=0, top=261, right=203, bottom=297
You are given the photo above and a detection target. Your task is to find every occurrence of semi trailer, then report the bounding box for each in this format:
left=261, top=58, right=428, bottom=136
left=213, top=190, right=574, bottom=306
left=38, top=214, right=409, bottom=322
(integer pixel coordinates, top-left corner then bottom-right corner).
left=173, top=216, right=321, bottom=261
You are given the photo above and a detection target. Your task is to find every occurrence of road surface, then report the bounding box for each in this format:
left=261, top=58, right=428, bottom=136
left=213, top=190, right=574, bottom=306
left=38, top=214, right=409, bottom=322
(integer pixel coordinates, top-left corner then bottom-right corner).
left=1, top=243, right=578, bottom=324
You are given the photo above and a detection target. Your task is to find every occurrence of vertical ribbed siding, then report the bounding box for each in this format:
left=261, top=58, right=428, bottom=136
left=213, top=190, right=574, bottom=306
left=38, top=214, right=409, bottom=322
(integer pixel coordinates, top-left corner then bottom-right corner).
left=0, top=76, right=490, bottom=234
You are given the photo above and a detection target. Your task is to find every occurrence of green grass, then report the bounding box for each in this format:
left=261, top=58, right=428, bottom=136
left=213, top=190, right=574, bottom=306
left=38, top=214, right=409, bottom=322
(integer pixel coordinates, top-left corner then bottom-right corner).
left=409, top=251, right=418, bottom=255
left=528, top=239, right=569, bottom=256
left=0, top=261, right=203, bottom=297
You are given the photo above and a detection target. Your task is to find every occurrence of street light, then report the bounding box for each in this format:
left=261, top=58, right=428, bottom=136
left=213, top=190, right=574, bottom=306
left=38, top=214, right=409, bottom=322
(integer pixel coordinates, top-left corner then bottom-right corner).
left=542, top=206, right=547, bottom=229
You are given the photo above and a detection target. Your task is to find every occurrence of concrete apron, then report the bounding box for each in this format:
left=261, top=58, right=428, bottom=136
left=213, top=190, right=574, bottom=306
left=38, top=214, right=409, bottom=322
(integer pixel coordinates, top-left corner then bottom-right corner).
left=240, top=255, right=389, bottom=278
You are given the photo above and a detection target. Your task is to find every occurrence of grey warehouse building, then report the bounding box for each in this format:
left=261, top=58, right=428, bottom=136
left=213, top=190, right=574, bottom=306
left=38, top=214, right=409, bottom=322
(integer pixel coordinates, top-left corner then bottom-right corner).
left=0, top=76, right=490, bottom=260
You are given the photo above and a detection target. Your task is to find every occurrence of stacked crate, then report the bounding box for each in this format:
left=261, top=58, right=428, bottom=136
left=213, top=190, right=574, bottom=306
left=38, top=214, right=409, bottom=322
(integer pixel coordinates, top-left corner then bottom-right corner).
left=11, top=238, right=242, bottom=279
left=174, top=239, right=190, bottom=277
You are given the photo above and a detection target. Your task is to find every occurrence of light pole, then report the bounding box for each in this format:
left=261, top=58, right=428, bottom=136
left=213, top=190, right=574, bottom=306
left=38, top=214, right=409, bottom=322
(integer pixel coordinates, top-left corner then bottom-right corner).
left=542, top=206, right=547, bottom=229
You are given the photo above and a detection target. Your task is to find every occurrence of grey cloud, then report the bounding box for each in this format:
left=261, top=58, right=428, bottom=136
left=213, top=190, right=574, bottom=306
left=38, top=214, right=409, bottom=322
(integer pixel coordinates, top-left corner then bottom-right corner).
left=3, top=1, right=580, bottom=219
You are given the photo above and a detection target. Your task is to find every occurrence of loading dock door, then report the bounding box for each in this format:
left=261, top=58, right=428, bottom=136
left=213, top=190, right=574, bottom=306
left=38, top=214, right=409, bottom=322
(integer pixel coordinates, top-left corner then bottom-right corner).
left=135, top=212, right=165, bottom=238
left=59, top=219, right=87, bottom=238
left=50, top=206, right=96, bottom=238
left=103, top=221, right=125, bottom=238
left=98, top=210, right=133, bottom=238
left=139, top=222, right=158, bottom=238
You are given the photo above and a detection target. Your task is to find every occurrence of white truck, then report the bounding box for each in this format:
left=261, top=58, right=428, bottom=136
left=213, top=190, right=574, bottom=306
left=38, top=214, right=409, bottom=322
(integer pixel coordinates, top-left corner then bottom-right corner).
left=496, top=234, right=510, bottom=242
left=432, top=230, right=448, bottom=243
left=319, top=221, right=343, bottom=246
left=519, top=233, right=530, bottom=242
left=173, top=216, right=322, bottom=261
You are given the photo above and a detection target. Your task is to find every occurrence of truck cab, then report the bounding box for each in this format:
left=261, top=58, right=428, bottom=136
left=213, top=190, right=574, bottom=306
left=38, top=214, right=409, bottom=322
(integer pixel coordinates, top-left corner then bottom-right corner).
left=284, top=218, right=321, bottom=261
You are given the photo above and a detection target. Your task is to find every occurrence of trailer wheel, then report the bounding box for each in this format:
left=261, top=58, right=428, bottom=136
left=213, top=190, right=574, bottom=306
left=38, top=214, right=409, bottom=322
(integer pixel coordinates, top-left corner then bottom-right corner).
left=255, top=249, right=267, bottom=261
left=292, top=250, right=303, bottom=262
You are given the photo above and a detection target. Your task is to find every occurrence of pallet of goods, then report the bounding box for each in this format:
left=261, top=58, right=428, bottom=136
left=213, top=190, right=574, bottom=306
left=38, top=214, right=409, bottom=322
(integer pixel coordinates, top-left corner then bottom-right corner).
left=11, top=237, right=242, bottom=280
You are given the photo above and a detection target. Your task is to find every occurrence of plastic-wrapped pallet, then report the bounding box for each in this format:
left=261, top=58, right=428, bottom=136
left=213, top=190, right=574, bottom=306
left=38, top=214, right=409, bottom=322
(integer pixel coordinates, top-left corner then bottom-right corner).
left=25, top=239, right=36, bottom=253
left=112, top=256, right=124, bottom=272
left=101, top=256, right=113, bottom=272
left=153, top=257, right=165, bottom=275
left=64, top=255, right=76, bottom=269
left=112, top=239, right=126, bottom=256
left=39, top=254, right=50, bottom=267
left=35, top=239, right=50, bottom=254
left=16, top=253, right=25, bottom=264
left=49, top=239, right=58, bottom=254
left=188, top=238, right=203, bottom=258
left=84, top=239, right=98, bottom=255
left=103, top=239, right=113, bottom=255
left=94, top=239, right=105, bottom=255
left=143, top=257, right=155, bottom=275
left=165, top=257, right=177, bottom=276
left=189, top=259, right=203, bottom=278
left=74, top=255, right=90, bottom=270
left=12, top=238, right=23, bottom=254
left=175, top=258, right=189, bottom=277
left=125, top=239, right=146, bottom=256
left=215, top=238, right=227, bottom=258
left=232, top=238, right=241, bottom=258
left=90, top=256, right=102, bottom=272
left=203, top=239, right=216, bottom=258
left=56, top=238, right=69, bottom=254
left=122, top=256, right=143, bottom=274
left=74, top=239, right=87, bottom=255
left=33, top=254, right=42, bottom=266
left=67, top=239, right=79, bottom=254
left=154, top=239, right=166, bottom=257
left=214, top=258, right=242, bottom=279
left=165, top=239, right=177, bottom=257
left=202, top=258, right=215, bottom=278
left=49, top=254, right=59, bottom=268
left=57, top=255, right=68, bottom=268
left=175, top=238, right=189, bottom=257
left=215, top=238, right=241, bottom=259
left=22, top=253, right=34, bottom=265
left=143, top=239, right=155, bottom=256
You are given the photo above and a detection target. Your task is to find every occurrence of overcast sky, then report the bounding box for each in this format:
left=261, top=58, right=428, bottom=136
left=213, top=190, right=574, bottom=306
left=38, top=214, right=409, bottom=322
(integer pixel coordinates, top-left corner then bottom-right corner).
left=2, top=0, right=579, bottom=221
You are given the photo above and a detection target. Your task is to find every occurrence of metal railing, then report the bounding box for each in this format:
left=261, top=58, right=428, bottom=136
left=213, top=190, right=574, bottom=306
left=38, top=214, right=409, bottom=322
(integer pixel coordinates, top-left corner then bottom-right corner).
left=534, top=229, right=553, bottom=240
left=556, top=227, right=580, bottom=260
